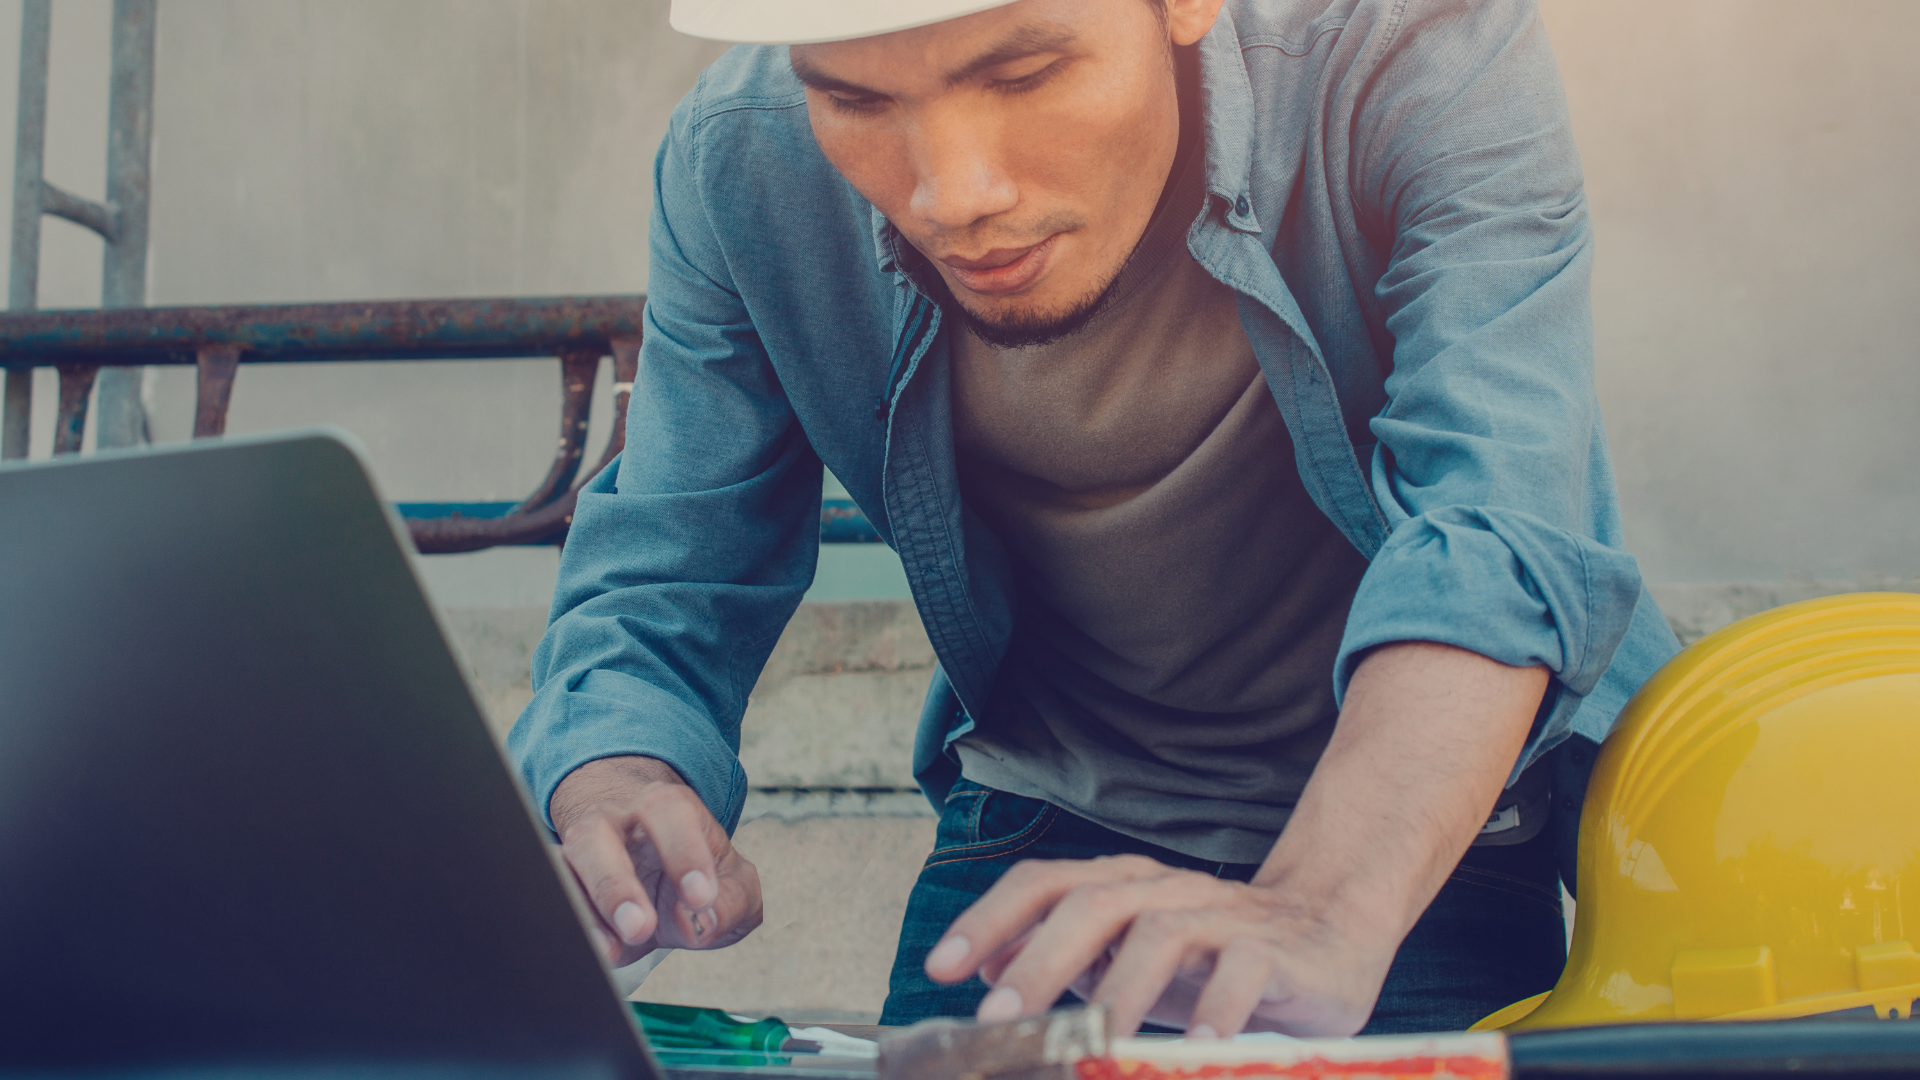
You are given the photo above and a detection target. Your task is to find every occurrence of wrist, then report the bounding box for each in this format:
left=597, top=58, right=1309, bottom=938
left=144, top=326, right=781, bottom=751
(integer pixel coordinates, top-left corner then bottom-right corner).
left=577, top=754, right=686, bottom=787
left=1248, top=860, right=1416, bottom=955
left=550, top=755, right=686, bottom=833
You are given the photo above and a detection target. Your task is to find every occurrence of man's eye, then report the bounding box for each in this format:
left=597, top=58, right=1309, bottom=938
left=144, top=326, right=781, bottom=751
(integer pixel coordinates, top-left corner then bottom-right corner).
left=828, top=93, right=886, bottom=115
left=988, top=59, right=1066, bottom=96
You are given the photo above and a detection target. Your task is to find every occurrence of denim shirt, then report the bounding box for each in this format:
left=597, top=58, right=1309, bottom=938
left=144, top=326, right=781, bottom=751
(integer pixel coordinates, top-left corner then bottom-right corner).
left=508, top=0, right=1682, bottom=835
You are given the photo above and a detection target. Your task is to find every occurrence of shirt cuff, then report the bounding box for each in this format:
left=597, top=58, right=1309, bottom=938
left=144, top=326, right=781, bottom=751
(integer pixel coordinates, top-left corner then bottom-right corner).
left=1334, top=504, right=1644, bottom=705
left=506, top=668, right=750, bottom=837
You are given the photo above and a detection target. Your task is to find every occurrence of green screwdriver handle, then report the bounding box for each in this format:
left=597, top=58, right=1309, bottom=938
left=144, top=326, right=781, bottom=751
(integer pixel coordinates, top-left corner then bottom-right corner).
left=629, top=1001, right=793, bottom=1051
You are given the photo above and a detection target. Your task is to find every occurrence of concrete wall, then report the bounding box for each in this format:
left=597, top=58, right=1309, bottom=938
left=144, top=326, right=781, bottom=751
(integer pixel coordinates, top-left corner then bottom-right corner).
left=3, top=0, right=1916, bottom=1023
left=449, top=599, right=941, bottom=1023
left=1538, top=0, right=1920, bottom=588
left=0, top=0, right=921, bottom=608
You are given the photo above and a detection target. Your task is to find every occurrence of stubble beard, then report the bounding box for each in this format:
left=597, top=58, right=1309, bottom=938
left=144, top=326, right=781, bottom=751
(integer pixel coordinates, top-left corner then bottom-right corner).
left=943, top=264, right=1127, bottom=350
left=917, top=213, right=1130, bottom=350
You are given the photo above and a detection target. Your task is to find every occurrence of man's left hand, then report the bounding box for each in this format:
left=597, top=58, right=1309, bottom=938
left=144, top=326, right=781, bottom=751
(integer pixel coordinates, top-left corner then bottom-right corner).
left=921, top=853, right=1395, bottom=1039
left=923, top=641, right=1552, bottom=1038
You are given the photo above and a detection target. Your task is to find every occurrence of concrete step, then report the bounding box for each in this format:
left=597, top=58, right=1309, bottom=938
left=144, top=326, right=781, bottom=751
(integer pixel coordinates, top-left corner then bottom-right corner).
left=437, top=581, right=1920, bottom=1020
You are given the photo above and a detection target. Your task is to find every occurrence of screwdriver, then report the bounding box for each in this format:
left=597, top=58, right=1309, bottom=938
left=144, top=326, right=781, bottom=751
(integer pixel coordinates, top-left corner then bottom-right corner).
left=628, top=1001, right=823, bottom=1053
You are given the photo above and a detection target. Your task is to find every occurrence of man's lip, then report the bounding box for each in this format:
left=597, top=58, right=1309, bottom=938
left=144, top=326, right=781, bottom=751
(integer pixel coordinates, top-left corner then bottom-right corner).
left=941, top=235, right=1059, bottom=297
left=940, top=243, right=1041, bottom=271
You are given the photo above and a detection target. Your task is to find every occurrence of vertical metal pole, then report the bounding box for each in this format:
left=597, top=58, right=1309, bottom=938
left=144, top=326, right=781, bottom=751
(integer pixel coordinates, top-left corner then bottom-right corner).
left=94, top=0, right=155, bottom=449
left=4, top=0, right=51, bottom=460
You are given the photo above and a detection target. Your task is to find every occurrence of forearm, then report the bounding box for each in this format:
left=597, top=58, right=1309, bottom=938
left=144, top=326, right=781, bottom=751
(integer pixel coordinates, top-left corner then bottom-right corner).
left=1253, top=641, right=1549, bottom=942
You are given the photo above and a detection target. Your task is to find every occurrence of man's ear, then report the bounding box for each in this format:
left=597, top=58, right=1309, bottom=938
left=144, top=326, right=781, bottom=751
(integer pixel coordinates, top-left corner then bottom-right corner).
left=1165, top=0, right=1225, bottom=47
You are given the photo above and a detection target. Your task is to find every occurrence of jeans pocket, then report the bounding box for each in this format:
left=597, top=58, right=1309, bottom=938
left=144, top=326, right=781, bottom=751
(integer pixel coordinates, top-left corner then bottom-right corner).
left=973, top=788, right=1051, bottom=845
left=927, top=782, right=1057, bottom=868
left=932, top=781, right=990, bottom=854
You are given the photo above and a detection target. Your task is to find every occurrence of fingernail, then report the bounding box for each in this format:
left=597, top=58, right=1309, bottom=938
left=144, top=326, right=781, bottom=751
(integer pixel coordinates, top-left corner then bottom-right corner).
left=682, top=903, right=715, bottom=938
left=925, top=935, right=970, bottom=973
left=613, top=901, right=649, bottom=944
left=976, top=986, right=1023, bottom=1022
left=679, top=869, right=715, bottom=906
left=1187, top=1023, right=1219, bottom=1041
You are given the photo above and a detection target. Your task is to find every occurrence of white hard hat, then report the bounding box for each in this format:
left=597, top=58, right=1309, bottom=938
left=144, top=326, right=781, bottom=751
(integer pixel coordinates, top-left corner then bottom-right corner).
left=670, top=0, right=1023, bottom=46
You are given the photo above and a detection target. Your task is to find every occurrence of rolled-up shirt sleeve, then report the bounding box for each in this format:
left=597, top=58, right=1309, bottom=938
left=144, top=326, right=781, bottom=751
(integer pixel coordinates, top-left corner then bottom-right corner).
left=1330, top=0, right=1647, bottom=755
left=507, top=82, right=821, bottom=834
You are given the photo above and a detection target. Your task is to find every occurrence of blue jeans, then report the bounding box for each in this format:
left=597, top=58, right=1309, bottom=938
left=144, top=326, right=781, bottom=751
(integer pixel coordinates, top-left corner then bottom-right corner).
left=879, top=780, right=1567, bottom=1033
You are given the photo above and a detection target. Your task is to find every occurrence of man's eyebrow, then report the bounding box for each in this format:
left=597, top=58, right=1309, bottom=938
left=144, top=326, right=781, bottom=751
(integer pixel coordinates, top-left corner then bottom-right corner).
left=788, top=22, right=1079, bottom=98
left=789, top=56, right=876, bottom=97
left=944, top=23, right=1078, bottom=87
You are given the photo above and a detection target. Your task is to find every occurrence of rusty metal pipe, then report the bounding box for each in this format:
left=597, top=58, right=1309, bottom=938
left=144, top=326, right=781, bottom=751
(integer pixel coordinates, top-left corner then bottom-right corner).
left=39, top=181, right=117, bottom=241
left=52, top=363, right=98, bottom=455
left=2, top=294, right=659, bottom=553
left=406, top=489, right=582, bottom=555
left=407, top=338, right=642, bottom=555
left=5, top=0, right=50, bottom=460
left=600, top=334, right=640, bottom=465
left=0, top=295, right=645, bottom=368
left=513, top=350, right=600, bottom=513
left=193, top=344, right=241, bottom=438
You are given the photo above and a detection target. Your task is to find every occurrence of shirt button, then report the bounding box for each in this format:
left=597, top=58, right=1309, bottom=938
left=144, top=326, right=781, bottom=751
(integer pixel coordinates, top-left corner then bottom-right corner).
left=1234, top=194, right=1251, bottom=216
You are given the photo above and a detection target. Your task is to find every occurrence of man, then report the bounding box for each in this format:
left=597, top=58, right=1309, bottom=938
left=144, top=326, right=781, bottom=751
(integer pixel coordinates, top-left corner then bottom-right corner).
left=509, top=0, right=1681, bottom=1037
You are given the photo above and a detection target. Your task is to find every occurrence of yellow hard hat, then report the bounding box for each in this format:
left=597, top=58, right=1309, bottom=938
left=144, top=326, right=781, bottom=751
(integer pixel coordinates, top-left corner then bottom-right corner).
left=1477, top=592, right=1920, bottom=1031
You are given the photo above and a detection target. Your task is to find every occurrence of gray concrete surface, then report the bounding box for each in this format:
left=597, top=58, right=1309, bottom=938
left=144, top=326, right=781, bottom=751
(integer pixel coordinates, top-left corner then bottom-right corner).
left=445, top=598, right=939, bottom=1024
left=630, top=814, right=935, bottom=1024
left=1654, top=578, right=1920, bottom=646
left=738, top=600, right=933, bottom=790
left=441, top=579, right=1920, bottom=1021
left=448, top=599, right=937, bottom=786
left=1540, top=0, right=1920, bottom=586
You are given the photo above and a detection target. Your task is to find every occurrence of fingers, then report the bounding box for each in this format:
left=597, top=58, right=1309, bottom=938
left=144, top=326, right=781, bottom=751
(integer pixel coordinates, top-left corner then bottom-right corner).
left=980, top=876, right=1187, bottom=1021
left=1184, top=937, right=1272, bottom=1038
left=926, top=855, right=1166, bottom=989
left=631, top=783, right=726, bottom=943
left=956, top=861, right=1238, bottom=1026
left=975, top=927, right=1037, bottom=987
left=665, top=845, right=765, bottom=951
left=1185, top=933, right=1374, bottom=1039
left=548, top=758, right=765, bottom=963
left=928, top=848, right=1393, bottom=1038
left=1090, top=909, right=1215, bottom=1036
left=561, top=813, right=660, bottom=955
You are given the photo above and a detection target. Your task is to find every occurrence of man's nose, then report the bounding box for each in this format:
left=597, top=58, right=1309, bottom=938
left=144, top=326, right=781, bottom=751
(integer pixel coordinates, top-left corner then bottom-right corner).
left=905, top=111, right=1018, bottom=232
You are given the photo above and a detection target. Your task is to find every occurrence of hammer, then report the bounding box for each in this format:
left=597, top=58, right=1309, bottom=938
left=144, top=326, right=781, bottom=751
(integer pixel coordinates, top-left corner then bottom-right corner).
left=877, top=1005, right=1108, bottom=1080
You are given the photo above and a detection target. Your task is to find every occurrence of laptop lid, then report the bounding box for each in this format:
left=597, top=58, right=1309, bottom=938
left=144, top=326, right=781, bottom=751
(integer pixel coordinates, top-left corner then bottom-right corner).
left=0, top=431, right=660, bottom=1079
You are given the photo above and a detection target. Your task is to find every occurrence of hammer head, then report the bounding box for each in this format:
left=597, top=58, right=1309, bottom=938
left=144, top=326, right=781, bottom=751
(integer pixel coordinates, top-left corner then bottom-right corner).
left=878, top=1005, right=1109, bottom=1080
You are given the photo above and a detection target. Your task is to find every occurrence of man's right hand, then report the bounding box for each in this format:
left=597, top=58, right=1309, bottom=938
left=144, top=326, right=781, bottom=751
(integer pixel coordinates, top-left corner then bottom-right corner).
left=549, top=755, right=763, bottom=968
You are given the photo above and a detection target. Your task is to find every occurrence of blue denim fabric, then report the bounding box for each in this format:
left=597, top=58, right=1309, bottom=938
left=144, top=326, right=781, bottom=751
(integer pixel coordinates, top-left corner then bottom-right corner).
left=507, top=0, right=1683, bottom=835
left=879, top=781, right=1567, bottom=1033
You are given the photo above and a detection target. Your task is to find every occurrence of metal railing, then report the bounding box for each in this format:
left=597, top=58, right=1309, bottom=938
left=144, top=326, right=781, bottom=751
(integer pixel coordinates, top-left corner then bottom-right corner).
left=6, top=0, right=157, bottom=458
left=0, top=295, right=883, bottom=553
left=0, top=1, right=880, bottom=555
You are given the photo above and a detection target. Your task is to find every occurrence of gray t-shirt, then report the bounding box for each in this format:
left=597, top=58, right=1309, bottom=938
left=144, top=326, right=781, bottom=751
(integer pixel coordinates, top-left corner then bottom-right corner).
left=948, top=144, right=1370, bottom=864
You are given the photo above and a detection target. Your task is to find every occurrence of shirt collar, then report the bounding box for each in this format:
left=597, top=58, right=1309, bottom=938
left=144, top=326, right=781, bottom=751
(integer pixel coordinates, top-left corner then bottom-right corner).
left=871, top=200, right=907, bottom=276
left=1196, top=5, right=1259, bottom=233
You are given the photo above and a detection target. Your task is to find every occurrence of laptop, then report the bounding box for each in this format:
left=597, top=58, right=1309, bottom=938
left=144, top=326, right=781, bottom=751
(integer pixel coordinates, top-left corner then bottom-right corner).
left=0, top=430, right=678, bottom=1078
